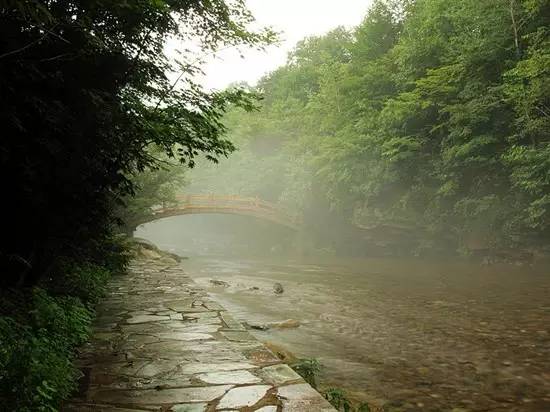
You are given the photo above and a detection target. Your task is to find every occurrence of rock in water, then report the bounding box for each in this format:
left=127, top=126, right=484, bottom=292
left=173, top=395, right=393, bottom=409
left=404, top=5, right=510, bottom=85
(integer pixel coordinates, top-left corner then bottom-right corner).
left=273, top=283, right=284, bottom=294
left=244, top=321, right=270, bottom=331
left=210, top=279, right=229, bottom=287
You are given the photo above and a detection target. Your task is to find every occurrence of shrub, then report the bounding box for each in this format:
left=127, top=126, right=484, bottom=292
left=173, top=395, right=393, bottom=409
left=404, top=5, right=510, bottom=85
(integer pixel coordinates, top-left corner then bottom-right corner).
left=0, top=318, right=78, bottom=411
left=322, top=387, right=373, bottom=412
left=323, top=387, right=352, bottom=412
left=90, top=234, right=133, bottom=276
left=43, top=262, right=110, bottom=307
left=32, top=289, right=93, bottom=347
left=0, top=269, right=104, bottom=410
left=40, top=234, right=132, bottom=308
left=0, top=232, right=123, bottom=409
left=291, top=358, right=321, bottom=388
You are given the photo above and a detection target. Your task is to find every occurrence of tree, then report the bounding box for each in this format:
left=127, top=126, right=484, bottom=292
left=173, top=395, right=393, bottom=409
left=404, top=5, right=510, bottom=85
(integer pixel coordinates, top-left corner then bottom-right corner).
left=118, top=156, right=187, bottom=235
left=187, top=0, right=550, bottom=255
left=0, top=0, right=274, bottom=287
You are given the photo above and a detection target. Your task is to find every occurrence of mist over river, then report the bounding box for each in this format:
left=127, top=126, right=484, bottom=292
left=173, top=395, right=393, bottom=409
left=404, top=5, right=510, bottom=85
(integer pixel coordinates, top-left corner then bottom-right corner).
left=137, top=216, right=550, bottom=411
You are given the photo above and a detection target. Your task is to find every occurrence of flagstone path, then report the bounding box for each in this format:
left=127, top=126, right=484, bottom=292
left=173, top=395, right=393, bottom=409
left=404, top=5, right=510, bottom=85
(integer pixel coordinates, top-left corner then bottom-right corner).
left=65, top=259, right=335, bottom=412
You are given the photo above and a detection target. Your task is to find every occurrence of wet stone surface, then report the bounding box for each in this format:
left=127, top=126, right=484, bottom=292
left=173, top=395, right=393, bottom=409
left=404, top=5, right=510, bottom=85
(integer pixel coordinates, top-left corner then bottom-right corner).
left=64, top=259, right=335, bottom=412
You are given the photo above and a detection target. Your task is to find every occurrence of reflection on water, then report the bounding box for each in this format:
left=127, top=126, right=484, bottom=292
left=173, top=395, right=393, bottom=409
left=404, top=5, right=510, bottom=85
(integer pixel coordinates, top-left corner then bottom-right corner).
left=182, top=256, right=550, bottom=412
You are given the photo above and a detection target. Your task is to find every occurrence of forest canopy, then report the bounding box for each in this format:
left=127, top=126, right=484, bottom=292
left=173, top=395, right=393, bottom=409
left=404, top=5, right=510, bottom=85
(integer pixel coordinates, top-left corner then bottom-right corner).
left=0, top=0, right=273, bottom=287
left=190, top=0, right=550, bottom=255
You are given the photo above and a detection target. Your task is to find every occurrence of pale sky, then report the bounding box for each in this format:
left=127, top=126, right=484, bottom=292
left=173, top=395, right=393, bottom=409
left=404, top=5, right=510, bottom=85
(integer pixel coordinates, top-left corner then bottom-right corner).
left=199, top=0, right=373, bottom=90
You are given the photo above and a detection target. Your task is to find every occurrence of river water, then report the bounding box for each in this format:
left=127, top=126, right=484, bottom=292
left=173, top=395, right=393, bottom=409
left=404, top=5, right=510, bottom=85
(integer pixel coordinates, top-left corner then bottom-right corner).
left=183, top=257, right=550, bottom=412
left=137, top=218, right=550, bottom=411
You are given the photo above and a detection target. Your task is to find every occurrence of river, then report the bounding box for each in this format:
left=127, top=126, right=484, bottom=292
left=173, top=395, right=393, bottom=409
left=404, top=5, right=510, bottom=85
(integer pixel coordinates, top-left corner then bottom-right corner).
left=137, top=218, right=550, bottom=411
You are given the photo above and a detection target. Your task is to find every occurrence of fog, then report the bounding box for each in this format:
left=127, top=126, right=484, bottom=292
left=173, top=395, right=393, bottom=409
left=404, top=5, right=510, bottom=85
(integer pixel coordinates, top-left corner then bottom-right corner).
left=134, top=0, right=550, bottom=410
left=136, top=214, right=295, bottom=258
left=4, top=0, right=550, bottom=409
left=135, top=205, right=550, bottom=412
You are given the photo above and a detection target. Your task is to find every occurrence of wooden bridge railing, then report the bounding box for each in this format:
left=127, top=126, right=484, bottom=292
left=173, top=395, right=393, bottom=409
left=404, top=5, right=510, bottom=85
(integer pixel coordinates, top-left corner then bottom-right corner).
left=146, top=194, right=301, bottom=228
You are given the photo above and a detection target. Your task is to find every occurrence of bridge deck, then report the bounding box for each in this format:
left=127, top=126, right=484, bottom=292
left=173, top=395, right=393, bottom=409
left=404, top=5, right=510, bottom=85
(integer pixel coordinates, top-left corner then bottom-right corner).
left=140, top=194, right=301, bottom=229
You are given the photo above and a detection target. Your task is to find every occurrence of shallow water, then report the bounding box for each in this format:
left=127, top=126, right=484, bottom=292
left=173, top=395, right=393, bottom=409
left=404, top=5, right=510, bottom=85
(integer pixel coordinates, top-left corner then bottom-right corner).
left=179, top=256, right=550, bottom=412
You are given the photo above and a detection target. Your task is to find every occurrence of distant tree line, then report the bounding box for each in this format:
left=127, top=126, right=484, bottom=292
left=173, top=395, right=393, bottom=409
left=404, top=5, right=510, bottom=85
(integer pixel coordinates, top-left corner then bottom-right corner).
left=193, top=0, right=550, bottom=256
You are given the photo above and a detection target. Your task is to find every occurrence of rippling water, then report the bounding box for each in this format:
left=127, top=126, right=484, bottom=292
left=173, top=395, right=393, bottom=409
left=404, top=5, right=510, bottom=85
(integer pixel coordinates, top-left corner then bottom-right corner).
left=179, top=256, right=550, bottom=412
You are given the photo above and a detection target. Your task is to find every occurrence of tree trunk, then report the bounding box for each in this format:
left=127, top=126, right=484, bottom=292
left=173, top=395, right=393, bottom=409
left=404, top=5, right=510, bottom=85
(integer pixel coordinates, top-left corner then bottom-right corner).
left=509, top=0, right=521, bottom=58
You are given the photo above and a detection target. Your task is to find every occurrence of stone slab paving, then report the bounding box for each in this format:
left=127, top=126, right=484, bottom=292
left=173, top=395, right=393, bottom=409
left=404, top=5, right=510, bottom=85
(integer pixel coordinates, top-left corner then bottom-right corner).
left=65, top=259, right=335, bottom=412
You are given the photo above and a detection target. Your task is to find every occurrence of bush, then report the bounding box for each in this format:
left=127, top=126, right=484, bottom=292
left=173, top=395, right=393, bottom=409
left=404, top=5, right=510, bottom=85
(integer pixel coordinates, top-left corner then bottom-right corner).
left=289, top=357, right=371, bottom=411
left=323, top=388, right=352, bottom=412
left=43, top=262, right=110, bottom=307
left=0, top=257, right=112, bottom=410
left=291, top=358, right=321, bottom=388
left=89, top=234, right=133, bottom=276
left=323, top=387, right=373, bottom=412
left=0, top=289, right=93, bottom=411
left=40, top=234, right=130, bottom=308
left=0, top=234, right=131, bottom=409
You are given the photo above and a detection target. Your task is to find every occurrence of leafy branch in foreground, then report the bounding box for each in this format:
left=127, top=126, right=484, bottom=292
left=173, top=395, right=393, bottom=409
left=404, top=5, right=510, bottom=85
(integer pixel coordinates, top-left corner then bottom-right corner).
left=0, top=0, right=274, bottom=287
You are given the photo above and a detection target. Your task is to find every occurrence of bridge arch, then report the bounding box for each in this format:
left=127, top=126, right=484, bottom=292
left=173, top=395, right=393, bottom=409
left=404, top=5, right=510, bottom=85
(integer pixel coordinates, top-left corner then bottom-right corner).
left=137, top=194, right=301, bottom=230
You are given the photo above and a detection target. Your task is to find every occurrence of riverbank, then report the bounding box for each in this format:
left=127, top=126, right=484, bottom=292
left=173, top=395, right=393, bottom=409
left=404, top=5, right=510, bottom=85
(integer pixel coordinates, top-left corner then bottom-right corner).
left=65, top=255, right=336, bottom=411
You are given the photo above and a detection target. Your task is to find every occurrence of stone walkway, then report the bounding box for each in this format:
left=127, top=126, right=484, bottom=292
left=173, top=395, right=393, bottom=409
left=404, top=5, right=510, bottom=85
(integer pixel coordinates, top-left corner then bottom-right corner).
left=65, top=259, right=335, bottom=412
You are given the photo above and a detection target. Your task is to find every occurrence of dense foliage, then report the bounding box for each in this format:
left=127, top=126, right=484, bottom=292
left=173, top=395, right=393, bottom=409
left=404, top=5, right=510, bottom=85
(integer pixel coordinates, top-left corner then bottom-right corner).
left=0, top=245, right=129, bottom=410
left=0, top=0, right=271, bottom=409
left=191, top=0, right=550, bottom=255
left=0, top=0, right=272, bottom=288
left=118, top=155, right=188, bottom=234
left=1, top=292, right=92, bottom=411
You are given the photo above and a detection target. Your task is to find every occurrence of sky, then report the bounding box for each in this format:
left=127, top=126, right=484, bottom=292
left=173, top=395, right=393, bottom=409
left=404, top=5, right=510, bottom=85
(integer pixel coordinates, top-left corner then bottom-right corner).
left=199, top=0, right=374, bottom=90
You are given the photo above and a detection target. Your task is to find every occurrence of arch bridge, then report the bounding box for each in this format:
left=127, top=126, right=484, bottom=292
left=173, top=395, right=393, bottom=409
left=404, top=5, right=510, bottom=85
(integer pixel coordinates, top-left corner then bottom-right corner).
left=138, top=194, right=301, bottom=229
